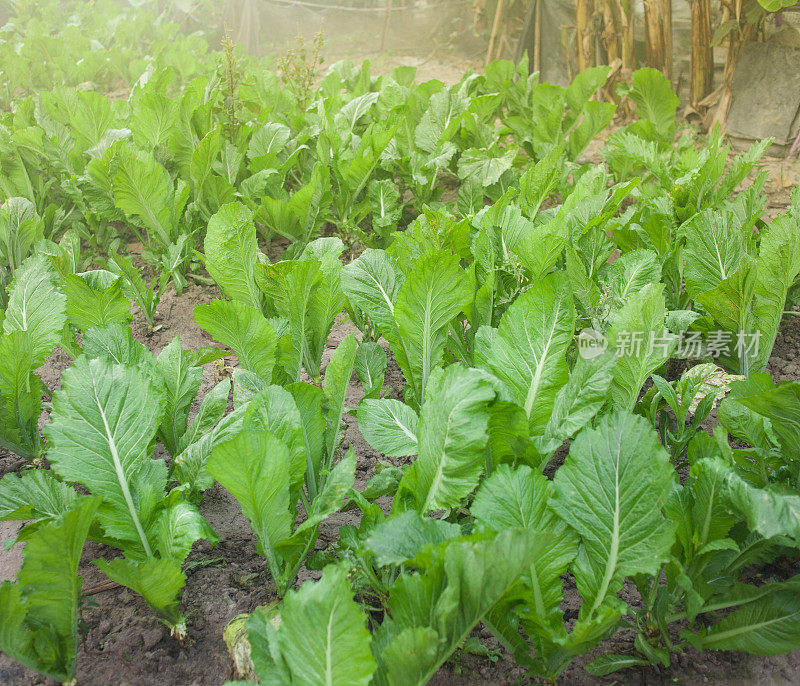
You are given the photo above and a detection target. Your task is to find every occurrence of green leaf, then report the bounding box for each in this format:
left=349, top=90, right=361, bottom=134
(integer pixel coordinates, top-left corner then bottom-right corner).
left=0, top=197, right=43, bottom=271
left=480, top=273, right=574, bottom=432
left=322, top=333, right=357, bottom=468
left=96, top=556, right=187, bottom=628
left=627, top=68, right=678, bottom=143
left=262, top=163, right=330, bottom=245
left=81, top=323, right=151, bottom=367
left=368, top=179, right=402, bottom=236
left=64, top=270, right=131, bottom=331
left=608, top=283, right=674, bottom=410
left=393, top=250, right=470, bottom=405
left=364, top=511, right=461, bottom=567
left=396, top=365, right=494, bottom=513
left=724, top=467, right=800, bottom=543
left=358, top=399, right=419, bottom=458
left=2, top=254, right=66, bottom=366
left=242, top=385, right=307, bottom=499
left=204, top=202, right=264, bottom=312
left=258, top=251, right=344, bottom=381
left=737, top=380, right=800, bottom=457
left=472, top=464, right=553, bottom=531
left=0, top=470, right=79, bottom=525
left=341, top=248, right=404, bottom=337
left=752, top=212, right=800, bottom=372
left=605, top=249, right=661, bottom=303
left=152, top=499, right=218, bottom=562
left=551, top=412, right=675, bottom=617
left=178, top=378, right=232, bottom=452
left=457, top=146, right=516, bottom=187
left=375, top=528, right=537, bottom=686
left=207, top=430, right=293, bottom=583
left=540, top=354, right=614, bottom=447
left=683, top=210, right=746, bottom=298
left=354, top=341, right=386, bottom=399
left=0, top=497, right=100, bottom=683
left=518, top=145, right=563, bottom=218
left=44, top=356, right=163, bottom=556
left=191, top=128, right=222, bottom=194
left=0, top=331, right=41, bottom=459
left=688, top=590, right=800, bottom=654
left=585, top=653, right=649, bottom=676
left=112, top=146, right=178, bottom=247
left=195, top=300, right=277, bottom=382
left=473, top=464, right=578, bottom=636
left=275, top=564, right=376, bottom=686
left=150, top=337, right=205, bottom=456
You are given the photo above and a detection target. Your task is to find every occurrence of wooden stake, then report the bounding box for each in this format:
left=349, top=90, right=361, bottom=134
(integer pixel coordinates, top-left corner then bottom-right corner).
left=533, top=0, right=542, bottom=73
left=486, top=0, right=506, bottom=66
left=381, top=0, right=394, bottom=52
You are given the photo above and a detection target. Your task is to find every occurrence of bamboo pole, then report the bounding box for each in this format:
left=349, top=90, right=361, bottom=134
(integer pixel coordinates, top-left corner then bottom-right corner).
left=533, top=0, right=542, bottom=73
left=690, top=0, right=713, bottom=105
left=486, top=0, right=506, bottom=66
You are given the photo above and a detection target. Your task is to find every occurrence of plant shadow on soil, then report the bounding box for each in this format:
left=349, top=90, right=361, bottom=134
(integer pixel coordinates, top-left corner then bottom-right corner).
left=0, top=281, right=799, bottom=686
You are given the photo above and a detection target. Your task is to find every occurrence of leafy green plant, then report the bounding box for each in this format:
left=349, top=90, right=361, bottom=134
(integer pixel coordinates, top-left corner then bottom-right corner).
left=0, top=254, right=66, bottom=461
left=207, top=334, right=358, bottom=595
left=43, top=356, right=218, bottom=639
left=0, top=497, right=100, bottom=685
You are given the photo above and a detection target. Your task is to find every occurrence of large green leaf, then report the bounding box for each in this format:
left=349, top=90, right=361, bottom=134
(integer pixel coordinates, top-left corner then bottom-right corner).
left=0, top=469, right=80, bottom=526
left=752, top=212, right=800, bottom=371
left=341, top=248, right=404, bottom=336
left=375, top=528, right=537, bottom=686
left=44, top=356, right=164, bottom=556
left=480, top=273, right=574, bottom=432
left=207, top=430, right=293, bottom=584
left=151, top=337, right=205, bottom=456
left=358, top=399, right=419, bottom=458
left=63, top=270, right=132, bottom=331
left=195, top=300, right=277, bottom=382
left=393, top=250, right=470, bottom=405
left=551, top=412, right=675, bottom=617
left=2, top=254, right=66, bottom=366
left=242, top=386, right=307, bottom=494
left=251, top=563, right=376, bottom=686
left=258, top=245, right=345, bottom=381
left=364, top=511, right=461, bottom=566
left=683, top=210, right=746, bottom=298
left=96, top=556, right=187, bottom=630
left=473, top=465, right=578, bottom=636
left=204, top=201, right=264, bottom=312
left=396, top=365, right=494, bottom=513
left=0, top=331, right=41, bottom=459
left=0, top=497, right=100, bottom=684
left=607, top=283, right=674, bottom=410
left=626, top=68, right=678, bottom=143
left=688, top=590, right=800, bottom=654
left=112, top=146, right=177, bottom=247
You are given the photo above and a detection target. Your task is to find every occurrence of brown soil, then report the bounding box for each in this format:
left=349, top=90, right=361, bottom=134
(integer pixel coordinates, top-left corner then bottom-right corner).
left=1, top=278, right=799, bottom=686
